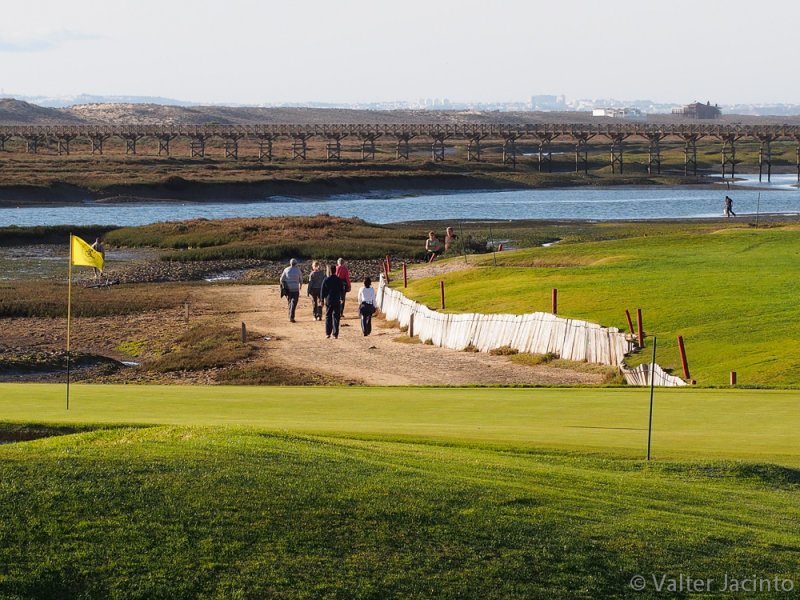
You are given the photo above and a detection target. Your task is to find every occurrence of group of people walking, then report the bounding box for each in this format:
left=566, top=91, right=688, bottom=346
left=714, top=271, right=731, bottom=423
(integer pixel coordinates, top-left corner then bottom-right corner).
left=279, top=257, right=377, bottom=338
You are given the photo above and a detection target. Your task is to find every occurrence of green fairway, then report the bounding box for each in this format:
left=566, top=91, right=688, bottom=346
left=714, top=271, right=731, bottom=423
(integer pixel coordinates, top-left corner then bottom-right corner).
left=1, top=423, right=799, bottom=598
left=2, top=383, right=799, bottom=466
left=398, top=226, right=800, bottom=387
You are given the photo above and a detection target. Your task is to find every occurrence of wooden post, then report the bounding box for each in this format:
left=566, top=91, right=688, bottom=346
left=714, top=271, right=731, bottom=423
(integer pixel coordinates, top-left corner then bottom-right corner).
left=625, top=309, right=634, bottom=334
left=385, top=254, right=391, bottom=272
left=383, top=261, right=390, bottom=283
left=677, top=335, right=690, bottom=379
left=408, top=313, right=414, bottom=338
left=402, top=263, right=407, bottom=288
left=498, top=243, right=503, bottom=251
left=440, top=281, right=445, bottom=310
left=730, top=371, right=737, bottom=385
left=241, top=322, right=247, bottom=343
left=637, top=308, right=644, bottom=348
left=552, top=288, right=557, bottom=314
left=184, top=302, right=190, bottom=322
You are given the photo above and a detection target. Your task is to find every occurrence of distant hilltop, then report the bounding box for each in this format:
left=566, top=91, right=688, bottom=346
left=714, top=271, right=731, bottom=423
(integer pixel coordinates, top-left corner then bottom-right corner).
left=1, top=97, right=799, bottom=126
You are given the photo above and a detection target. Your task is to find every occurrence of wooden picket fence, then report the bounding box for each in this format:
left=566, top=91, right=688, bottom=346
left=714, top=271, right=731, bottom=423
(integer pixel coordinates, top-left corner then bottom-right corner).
left=377, top=276, right=687, bottom=386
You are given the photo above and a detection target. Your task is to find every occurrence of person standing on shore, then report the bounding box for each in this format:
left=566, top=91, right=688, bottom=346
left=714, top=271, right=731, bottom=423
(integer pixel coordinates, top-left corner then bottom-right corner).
left=90, top=237, right=105, bottom=281
left=724, top=195, right=736, bottom=217
left=307, top=260, right=325, bottom=321
left=335, top=258, right=352, bottom=315
left=321, top=264, right=346, bottom=339
left=357, top=277, right=377, bottom=336
left=279, top=258, right=303, bottom=322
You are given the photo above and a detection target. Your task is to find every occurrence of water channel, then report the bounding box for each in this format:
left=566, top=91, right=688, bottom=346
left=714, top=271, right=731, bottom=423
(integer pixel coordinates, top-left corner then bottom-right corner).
left=1, top=174, right=798, bottom=228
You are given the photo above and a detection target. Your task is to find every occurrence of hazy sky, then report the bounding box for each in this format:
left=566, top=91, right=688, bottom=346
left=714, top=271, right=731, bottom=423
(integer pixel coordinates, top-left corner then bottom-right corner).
left=1, top=0, right=797, bottom=105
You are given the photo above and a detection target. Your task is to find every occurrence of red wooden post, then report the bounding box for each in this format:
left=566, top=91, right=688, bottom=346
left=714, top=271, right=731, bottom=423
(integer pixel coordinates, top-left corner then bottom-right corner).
left=730, top=371, right=737, bottom=385
left=625, top=309, right=634, bottom=334
left=498, top=243, right=503, bottom=251
left=677, top=335, right=690, bottom=379
left=636, top=308, right=644, bottom=347
left=385, top=254, right=391, bottom=272
left=440, top=280, right=445, bottom=309
left=383, top=260, right=390, bottom=283
left=402, top=262, right=407, bottom=288
left=551, top=288, right=557, bottom=314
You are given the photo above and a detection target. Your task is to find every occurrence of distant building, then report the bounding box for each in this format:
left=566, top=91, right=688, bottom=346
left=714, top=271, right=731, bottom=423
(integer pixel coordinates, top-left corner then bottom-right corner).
left=530, top=94, right=566, bottom=110
left=671, top=101, right=721, bottom=119
left=592, top=107, right=645, bottom=120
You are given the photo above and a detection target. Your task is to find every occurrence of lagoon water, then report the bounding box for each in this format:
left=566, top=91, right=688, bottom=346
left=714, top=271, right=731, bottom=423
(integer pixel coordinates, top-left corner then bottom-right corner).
left=1, top=174, right=798, bottom=227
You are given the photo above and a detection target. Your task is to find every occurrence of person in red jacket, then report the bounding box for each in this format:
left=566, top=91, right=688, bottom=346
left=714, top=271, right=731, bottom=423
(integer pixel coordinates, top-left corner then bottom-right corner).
left=335, top=257, right=352, bottom=315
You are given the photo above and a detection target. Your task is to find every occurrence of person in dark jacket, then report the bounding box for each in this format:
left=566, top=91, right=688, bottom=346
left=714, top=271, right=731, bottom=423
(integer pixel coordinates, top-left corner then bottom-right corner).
left=307, top=260, right=325, bottom=321
left=320, top=264, right=346, bottom=339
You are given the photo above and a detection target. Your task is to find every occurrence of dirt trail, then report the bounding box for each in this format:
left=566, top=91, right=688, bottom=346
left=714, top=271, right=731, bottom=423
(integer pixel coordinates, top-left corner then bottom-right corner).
left=210, top=284, right=602, bottom=386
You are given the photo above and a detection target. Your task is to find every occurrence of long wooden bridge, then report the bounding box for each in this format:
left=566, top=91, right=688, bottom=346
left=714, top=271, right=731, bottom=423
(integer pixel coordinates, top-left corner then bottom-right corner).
left=2, top=123, right=800, bottom=180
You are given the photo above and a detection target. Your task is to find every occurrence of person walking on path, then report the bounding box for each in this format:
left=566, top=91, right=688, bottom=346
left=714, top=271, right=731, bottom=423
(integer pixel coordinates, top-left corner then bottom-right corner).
left=724, top=195, right=736, bottom=217
left=358, top=277, right=377, bottom=336
left=321, top=264, right=346, bottom=338
left=279, top=258, right=303, bottom=322
left=90, top=237, right=105, bottom=281
left=335, top=257, right=352, bottom=315
left=425, top=231, right=442, bottom=262
left=307, top=260, right=325, bottom=321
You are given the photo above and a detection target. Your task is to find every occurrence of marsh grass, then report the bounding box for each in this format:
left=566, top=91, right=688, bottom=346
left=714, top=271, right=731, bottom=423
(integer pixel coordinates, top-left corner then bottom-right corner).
left=142, top=323, right=252, bottom=372
left=0, top=281, right=194, bottom=318
left=489, top=345, right=518, bottom=356
left=104, top=215, right=429, bottom=261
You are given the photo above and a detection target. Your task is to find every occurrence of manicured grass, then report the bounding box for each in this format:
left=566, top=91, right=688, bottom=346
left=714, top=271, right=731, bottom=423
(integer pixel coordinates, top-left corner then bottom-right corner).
left=0, top=426, right=798, bottom=599
left=398, top=226, right=800, bottom=387
left=1, top=385, right=798, bottom=598
left=1, top=384, right=799, bottom=466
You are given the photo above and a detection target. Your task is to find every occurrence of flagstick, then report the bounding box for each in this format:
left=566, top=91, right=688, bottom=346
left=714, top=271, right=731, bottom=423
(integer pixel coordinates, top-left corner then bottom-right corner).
left=66, top=234, right=72, bottom=410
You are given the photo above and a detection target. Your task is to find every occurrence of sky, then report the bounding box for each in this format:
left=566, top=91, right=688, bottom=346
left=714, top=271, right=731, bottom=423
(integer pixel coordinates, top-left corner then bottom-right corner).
left=1, top=0, right=797, bottom=106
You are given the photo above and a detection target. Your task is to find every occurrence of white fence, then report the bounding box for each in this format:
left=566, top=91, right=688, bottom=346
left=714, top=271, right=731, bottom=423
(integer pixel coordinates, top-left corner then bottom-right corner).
left=377, top=276, right=687, bottom=386
left=622, top=363, right=687, bottom=387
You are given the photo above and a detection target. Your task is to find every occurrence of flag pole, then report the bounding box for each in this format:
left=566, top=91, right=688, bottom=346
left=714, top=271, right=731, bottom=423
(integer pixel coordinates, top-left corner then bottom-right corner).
left=66, top=234, right=72, bottom=410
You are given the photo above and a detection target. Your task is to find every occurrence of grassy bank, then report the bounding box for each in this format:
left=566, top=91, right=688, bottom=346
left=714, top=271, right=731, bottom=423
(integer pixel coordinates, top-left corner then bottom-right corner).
left=397, top=223, right=800, bottom=387
left=0, top=401, right=798, bottom=598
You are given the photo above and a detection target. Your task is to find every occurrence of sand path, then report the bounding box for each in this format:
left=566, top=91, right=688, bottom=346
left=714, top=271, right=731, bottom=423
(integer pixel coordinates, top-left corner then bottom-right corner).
left=209, top=284, right=602, bottom=386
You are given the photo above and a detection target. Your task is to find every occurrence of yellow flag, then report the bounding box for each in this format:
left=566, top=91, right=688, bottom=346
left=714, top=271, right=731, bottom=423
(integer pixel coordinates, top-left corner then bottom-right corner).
left=71, top=235, right=104, bottom=270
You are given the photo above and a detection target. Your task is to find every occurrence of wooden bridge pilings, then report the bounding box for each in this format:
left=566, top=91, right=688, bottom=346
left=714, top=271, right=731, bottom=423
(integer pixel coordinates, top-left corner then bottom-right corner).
left=2, top=123, right=800, bottom=180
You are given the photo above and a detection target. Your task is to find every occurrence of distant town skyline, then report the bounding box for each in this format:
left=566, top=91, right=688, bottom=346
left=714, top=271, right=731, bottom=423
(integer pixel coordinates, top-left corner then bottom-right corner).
left=2, top=0, right=798, bottom=106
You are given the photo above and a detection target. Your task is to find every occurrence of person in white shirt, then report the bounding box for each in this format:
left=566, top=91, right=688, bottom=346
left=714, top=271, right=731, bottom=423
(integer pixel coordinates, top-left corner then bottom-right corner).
left=357, top=277, right=377, bottom=336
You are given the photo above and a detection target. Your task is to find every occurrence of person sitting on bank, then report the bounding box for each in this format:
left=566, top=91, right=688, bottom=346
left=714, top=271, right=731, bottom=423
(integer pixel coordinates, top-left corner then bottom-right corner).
left=444, top=226, right=457, bottom=252
left=425, top=231, right=442, bottom=262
